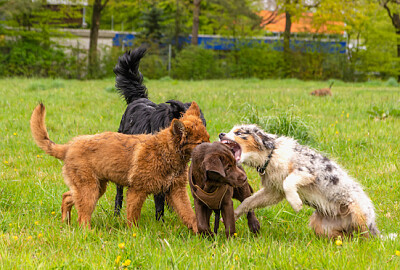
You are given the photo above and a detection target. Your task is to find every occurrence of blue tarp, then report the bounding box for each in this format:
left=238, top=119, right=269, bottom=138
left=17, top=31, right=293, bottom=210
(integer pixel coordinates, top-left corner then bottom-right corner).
left=113, top=33, right=346, bottom=54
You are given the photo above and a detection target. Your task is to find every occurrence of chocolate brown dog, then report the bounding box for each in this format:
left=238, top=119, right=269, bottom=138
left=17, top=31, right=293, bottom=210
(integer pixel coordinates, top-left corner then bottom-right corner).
left=189, top=142, right=260, bottom=238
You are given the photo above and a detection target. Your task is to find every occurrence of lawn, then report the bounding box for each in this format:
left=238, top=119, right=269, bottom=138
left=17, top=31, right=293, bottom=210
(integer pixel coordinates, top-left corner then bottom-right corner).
left=0, top=77, right=399, bottom=269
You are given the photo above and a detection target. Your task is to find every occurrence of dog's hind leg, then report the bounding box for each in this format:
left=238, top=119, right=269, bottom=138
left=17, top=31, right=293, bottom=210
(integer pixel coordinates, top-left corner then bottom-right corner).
left=61, top=190, right=74, bottom=224
left=283, top=172, right=315, bottom=212
left=309, top=211, right=347, bottom=238
left=167, top=185, right=198, bottom=233
left=126, top=188, right=148, bottom=227
left=234, top=187, right=283, bottom=220
left=73, top=178, right=106, bottom=229
left=114, top=185, right=124, bottom=216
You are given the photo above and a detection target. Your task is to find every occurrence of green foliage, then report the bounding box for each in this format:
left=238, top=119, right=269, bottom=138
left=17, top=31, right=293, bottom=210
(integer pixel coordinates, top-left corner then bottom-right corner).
left=172, top=46, right=223, bottom=80
left=385, top=77, right=399, bottom=86
left=367, top=106, right=400, bottom=120
left=241, top=104, right=314, bottom=145
left=227, top=44, right=284, bottom=78
left=0, top=37, right=68, bottom=77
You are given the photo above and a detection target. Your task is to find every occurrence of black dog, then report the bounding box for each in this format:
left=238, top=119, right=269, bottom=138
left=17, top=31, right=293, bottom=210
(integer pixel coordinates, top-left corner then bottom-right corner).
left=113, top=47, right=206, bottom=220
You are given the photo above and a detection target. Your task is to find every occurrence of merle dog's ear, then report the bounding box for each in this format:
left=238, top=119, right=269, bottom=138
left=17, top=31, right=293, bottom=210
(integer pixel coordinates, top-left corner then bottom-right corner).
left=256, top=131, right=275, bottom=150
left=171, top=119, right=186, bottom=137
left=205, top=155, right=226, bottom=181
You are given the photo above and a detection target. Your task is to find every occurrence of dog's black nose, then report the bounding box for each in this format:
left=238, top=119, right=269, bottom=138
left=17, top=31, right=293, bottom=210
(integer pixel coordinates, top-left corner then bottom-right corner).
left=219, top=133, right=226, bottom=140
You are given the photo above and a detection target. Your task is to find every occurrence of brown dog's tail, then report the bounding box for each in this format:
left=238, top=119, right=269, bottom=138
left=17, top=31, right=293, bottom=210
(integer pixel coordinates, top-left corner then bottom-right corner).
left=30, top=103, right=68, bottom=160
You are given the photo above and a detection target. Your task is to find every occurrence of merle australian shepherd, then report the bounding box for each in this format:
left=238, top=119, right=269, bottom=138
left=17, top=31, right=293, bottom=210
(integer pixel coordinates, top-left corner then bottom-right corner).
left=113, top=47, right=206, bottom=220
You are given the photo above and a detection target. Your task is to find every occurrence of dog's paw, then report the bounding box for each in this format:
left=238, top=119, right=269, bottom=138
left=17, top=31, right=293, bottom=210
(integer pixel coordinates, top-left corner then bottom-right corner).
left=248, top=218, right=261, bottom=234
left=234, top=211, right=240, bottom=221
left=289, top=199, right=303, bottom=212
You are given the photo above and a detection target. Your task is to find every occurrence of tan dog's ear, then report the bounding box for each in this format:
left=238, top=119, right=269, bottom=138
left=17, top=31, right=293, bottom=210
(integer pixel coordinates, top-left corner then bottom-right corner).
left=205, top=155, right=226, bottom=181
left=171, top=119, right=186, bottom=138
left=183, top=101, right=201, bottom=118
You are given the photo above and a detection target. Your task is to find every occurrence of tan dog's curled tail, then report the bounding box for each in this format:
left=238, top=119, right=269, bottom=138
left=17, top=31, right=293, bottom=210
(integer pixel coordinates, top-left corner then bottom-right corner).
left=30, top=103, right=68, bottom=160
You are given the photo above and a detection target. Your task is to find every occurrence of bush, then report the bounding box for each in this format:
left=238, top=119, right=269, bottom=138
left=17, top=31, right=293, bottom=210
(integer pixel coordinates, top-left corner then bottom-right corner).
left=227, top=44, right=284, bottom=79
left=172, top=46, right=223, bottom=80
left=0, top=38, right=68, bottom=77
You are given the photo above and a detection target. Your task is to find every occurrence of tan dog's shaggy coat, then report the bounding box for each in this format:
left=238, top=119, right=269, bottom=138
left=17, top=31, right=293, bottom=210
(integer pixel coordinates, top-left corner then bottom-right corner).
left=30, top=102, right=210, bottom=231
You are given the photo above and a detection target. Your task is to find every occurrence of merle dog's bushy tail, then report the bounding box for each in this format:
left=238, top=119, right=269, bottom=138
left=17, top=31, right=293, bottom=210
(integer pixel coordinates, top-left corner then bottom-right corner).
left=114, top=47, right=148, bottom=104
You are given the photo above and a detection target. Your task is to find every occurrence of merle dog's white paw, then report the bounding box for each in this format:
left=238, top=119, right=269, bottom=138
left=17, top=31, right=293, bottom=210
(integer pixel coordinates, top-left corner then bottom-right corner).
left=234, top=210, right=240, bottom=221
left=289, top=199, right=303, bottom=212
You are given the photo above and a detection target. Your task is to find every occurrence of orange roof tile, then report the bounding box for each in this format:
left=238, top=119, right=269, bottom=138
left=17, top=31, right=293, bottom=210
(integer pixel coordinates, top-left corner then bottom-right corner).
left=260, top=10, right=344, bottom=35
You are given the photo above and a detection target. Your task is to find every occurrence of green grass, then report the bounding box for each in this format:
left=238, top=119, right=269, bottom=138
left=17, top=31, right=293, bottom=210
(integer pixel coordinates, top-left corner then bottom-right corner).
left=1, top=77, right=399, bottom=269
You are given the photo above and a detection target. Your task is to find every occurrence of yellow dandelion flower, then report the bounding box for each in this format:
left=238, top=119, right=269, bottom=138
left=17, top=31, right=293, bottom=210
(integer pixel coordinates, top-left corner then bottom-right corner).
left=342, top=111, right=344, bottom=114
left=118, top=242, right=125, bottom=249
left=235, top=255, right=238, bottom=261
left=37, top=155, right=40, bottom=158
left=14, top=168, right=17, bottom=172
left=233, top=233, right=237, bottom=237
left=0, top=234, right=5, bottom=237
left=132, top=233, right=137, bottom=237
left=4, top=160, right=8, bottom=164
left=51, top=211, right=56, bottom=215
left=9, top=223, right=12, bottom=227
left=26, top=236, right=32, bottom=240
left=335, top=120, right=338, bottom=124
left=38, top=233, right=43, bottom=238
left=122, top=259, right=131, bottom=267
left=335, top=131, right=339, bottom=135
left=34, top=221, right=39, bottom=225
left=335, top=239, right=342, bottom=246
left=396, top=250, right=400, bottom=257
left=346, top=113, right=349, bottom=118
left=13, top=133, right=17, bottom=136
left=115, top=255, right=122, bottom=264
left=13, top=236, right=18, bottom=240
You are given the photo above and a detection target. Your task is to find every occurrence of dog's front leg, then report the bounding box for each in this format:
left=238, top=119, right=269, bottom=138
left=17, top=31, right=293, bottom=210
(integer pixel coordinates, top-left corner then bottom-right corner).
left=221, top=200, right=236, bottom=238
left=126, top=187, right=148, bottom=227
left=167, top=185, right=198, bottom=233
left=233, top=184, right=260, bottom=234
left=282, top=172, right=314, bottom=212
left=234, top=187, right=283, bottom=220
left=194, top=202, right=213, bottom=237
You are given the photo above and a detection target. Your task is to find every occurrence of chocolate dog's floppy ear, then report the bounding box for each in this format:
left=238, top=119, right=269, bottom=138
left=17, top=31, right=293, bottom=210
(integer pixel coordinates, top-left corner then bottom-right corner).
left=205, top=155, right=226, bottom=181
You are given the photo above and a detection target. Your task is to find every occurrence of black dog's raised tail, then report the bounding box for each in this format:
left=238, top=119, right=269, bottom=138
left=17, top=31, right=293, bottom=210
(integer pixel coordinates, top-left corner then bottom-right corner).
left=114, top=47, right=148, bottom=104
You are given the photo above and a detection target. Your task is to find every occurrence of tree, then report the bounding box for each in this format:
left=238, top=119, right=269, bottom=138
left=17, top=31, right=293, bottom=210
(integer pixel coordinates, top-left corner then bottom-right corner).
left=380, top=0, right=400, bottom=81
left=88, top=0, right=109, bottom=79
left=191, top=0, right=201, bottom=45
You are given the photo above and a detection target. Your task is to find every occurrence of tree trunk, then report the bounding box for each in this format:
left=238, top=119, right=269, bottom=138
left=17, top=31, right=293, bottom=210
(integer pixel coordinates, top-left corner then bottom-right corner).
left=394, top=13, right=400, bottom=82
left=283, top=11, right=292, bottom=77
left=88, top=0, right=103, bottom=79
left=191, top=0, right=201, bottom=46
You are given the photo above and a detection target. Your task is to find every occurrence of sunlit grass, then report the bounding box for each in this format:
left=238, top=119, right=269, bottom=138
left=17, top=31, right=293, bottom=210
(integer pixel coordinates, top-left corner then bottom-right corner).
left=0, top=77, right=399, bottom=269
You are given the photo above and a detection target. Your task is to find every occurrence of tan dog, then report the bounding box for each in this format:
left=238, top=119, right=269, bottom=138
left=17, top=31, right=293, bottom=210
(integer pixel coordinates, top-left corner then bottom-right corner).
left=310, top=82, right=333, bottom=96
left=30, top=102, right=210, bottom=231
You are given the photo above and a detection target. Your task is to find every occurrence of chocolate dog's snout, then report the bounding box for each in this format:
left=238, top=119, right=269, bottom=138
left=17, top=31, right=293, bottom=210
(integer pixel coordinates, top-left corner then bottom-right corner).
left=219, top=133, right=226, bottom=140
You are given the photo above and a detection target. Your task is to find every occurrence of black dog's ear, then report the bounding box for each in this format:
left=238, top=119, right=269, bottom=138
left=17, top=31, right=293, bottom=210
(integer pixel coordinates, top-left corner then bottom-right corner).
left=205, top=155, right=226, bottom=181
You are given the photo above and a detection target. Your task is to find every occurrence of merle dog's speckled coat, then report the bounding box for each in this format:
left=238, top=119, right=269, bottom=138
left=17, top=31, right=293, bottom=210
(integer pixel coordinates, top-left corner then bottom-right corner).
left=219, top=124, right=379, bottom=238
